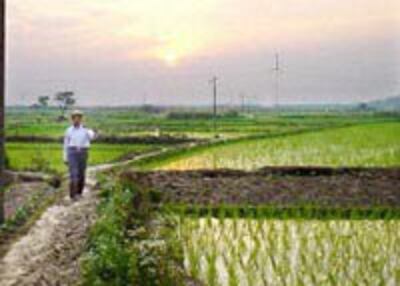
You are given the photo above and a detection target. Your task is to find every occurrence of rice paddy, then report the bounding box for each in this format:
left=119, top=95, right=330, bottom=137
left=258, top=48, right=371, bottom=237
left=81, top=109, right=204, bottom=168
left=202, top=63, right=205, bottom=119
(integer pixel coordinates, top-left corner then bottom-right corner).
left=6, top=142, right=159, bottom=172
left=160, top=122, right=400, bottom=170
left=179, top=217, right=400, bottom=286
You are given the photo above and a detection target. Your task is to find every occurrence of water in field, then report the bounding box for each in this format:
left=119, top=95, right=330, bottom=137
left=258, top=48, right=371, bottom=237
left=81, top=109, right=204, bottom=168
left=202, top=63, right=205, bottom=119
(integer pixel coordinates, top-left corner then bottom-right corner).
left=162, top=123, right=400, bottom=170
left=178, top=218, right=400, bottom=286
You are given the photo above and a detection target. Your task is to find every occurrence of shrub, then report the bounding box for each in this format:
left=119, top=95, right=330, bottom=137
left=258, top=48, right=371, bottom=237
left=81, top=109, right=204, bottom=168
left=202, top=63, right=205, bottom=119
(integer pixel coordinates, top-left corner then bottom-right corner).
left=81, top=183, right=137, bottom=286
left=81, top=180, right=187, bottom=286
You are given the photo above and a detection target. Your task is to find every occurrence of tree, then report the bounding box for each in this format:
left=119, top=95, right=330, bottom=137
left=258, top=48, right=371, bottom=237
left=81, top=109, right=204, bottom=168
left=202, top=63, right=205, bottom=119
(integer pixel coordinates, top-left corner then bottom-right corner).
left=54, top=91, right=75, bottom=120
left=358, top=103, right=369, bottom=112
left=0, top=0, right=5, bottom=224
left=38, top=95, right=50, bottom=108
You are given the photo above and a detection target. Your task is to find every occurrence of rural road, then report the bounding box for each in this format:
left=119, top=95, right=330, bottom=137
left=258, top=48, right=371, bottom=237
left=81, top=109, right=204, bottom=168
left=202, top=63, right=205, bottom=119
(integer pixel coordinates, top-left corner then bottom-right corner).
left=0, top=149, right=169, bottom=286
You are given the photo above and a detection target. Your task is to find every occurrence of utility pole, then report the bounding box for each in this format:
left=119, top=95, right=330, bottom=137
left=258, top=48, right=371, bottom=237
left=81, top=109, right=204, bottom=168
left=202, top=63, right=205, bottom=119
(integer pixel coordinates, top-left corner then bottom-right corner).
left=0, top=0, right=5, bottom=224
left=143, top=92, right=147, bottom=106
left=273, top=52, right=281, bottom=113
left=209, top=76, right=218, bottom=136
left=240, top=93, right=246, bottom=114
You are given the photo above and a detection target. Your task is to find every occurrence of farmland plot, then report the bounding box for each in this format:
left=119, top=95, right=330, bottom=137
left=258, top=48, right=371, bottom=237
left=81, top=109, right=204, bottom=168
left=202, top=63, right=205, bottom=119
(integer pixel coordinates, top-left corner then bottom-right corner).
left=161, top=123, right=400, bottom=170
left=7, top=143, right=159, bottom=172
left=7, top=107, right=392, bottom=138
left=179, top=217, right=400, bottom=286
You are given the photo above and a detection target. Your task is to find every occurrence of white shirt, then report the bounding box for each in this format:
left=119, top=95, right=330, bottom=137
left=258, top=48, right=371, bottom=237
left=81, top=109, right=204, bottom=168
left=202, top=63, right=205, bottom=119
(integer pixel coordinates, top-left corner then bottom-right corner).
left=63, top=125, right=96, bottom=161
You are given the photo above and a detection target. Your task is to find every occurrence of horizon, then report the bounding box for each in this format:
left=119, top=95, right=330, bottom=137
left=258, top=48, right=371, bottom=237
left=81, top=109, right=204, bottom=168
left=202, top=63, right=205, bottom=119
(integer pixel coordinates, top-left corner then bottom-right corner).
left=7, top=95, right=396, bottom=109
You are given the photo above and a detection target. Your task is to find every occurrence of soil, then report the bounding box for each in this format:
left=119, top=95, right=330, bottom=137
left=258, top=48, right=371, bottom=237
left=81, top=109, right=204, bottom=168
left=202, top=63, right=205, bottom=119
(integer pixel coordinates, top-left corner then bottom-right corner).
left=124, top=167, right=400, bottom=208
left=0, top=175, right=98, bottom=286
left=4, top=182, right=55, bottom=219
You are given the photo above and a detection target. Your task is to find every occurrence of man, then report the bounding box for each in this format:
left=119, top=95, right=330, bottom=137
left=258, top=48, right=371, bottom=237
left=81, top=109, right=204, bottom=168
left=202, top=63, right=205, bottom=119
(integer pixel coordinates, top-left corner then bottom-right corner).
left=63, top=110, right=96, bottom=200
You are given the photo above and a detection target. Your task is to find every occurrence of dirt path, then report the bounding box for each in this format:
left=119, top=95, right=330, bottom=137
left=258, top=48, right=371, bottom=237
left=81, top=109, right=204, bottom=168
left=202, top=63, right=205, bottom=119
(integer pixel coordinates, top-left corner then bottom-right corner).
left=0, top=149, right=169, bottom=286
left=0, top=168, right=99, bottom=285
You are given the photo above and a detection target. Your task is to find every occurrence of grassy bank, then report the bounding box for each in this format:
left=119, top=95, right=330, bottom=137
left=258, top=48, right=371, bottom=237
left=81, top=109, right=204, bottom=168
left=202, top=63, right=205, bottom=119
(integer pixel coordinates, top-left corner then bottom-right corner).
left=7, top=143, right=161, bottom=173
left=81, top=180, right=189, bottom=286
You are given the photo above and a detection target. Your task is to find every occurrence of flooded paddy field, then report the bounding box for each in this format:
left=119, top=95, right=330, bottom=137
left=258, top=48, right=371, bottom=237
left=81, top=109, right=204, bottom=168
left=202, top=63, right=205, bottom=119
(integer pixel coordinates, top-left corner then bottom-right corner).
left=178, top=218, right=400, bottom=286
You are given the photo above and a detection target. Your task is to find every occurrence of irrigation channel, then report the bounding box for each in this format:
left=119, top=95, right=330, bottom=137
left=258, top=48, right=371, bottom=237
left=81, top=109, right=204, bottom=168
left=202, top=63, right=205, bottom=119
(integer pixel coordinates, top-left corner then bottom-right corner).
left=0, top=149, right=169, bottom=286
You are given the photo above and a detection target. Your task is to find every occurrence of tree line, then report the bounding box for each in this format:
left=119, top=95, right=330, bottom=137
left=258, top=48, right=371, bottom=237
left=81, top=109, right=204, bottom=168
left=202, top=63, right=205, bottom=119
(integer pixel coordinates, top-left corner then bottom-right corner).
left=31, top=91, right=77, bottom=121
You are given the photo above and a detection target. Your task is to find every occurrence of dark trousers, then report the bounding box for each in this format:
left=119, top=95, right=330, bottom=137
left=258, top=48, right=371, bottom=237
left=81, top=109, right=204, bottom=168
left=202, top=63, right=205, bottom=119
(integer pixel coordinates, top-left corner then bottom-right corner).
left=67, top=147, right=88, bottom=198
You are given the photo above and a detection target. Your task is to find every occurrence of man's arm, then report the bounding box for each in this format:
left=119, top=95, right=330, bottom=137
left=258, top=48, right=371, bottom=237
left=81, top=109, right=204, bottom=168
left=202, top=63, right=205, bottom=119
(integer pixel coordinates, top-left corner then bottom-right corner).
left=87, top=128, right=96, bottom=140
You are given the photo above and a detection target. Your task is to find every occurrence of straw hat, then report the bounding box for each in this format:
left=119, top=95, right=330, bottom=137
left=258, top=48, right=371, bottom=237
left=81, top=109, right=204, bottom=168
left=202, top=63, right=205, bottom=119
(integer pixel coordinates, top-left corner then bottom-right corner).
left=71, top=110, right=84, bottom=117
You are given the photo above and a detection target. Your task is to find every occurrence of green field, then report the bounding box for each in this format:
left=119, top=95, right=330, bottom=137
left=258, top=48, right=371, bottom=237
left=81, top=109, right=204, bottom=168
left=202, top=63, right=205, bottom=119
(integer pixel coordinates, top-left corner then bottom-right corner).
left=180, top=217, right=400, bottom=285
left=6, top=107, right=395, bottom=139
left=9, top=108, right=398, bottom=173
left=6, top=143, right=159, bottom=173
left=5, top=107, right=400, bottom=285
left=158, top=122, right=400, bottom=170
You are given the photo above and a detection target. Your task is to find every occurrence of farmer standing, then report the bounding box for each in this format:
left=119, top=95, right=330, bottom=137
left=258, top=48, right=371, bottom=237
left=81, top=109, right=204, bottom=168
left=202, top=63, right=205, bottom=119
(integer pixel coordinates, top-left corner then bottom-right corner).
left=63, top=110, right=96, bottom=200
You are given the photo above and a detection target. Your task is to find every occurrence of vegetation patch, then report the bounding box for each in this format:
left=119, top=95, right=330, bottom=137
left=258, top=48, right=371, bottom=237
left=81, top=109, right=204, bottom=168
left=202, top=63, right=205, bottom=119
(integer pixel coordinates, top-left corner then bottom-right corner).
left=158, top=122, right=400, bottom=170
left=178, top=216, right=400, bottom=285
left=8, top=107, right=395, bottom=138
left=6, top=143, right=161, bottom=173
left=81, top=178, right=198, bottom=286
left=131, top=123, right=360, bottom=170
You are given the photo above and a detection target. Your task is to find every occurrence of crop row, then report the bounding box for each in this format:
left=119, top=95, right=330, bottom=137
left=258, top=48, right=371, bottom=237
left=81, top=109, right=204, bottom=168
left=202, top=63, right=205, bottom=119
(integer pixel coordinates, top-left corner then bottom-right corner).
left=178, top=216, right=400, bottom=286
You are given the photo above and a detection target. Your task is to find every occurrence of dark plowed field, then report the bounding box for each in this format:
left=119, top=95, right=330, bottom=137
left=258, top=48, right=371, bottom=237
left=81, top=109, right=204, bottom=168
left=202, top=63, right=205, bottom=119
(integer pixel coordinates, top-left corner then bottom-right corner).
left=123, top=167, right=400, bottom=207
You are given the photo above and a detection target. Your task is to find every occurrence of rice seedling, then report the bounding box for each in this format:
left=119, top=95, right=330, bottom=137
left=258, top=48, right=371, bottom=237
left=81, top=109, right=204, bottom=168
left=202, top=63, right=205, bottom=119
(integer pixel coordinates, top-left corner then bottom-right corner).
left=161, top=122, right=400, bottom=170
left=178, top=216, right=400, bottom=286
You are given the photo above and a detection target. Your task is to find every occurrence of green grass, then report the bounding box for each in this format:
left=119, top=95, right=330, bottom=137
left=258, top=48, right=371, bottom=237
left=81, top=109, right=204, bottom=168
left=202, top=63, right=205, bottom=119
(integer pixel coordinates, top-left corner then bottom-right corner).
left=6, top=142, right=159, bottom=173
left=158, top=122, right=400, bottom=170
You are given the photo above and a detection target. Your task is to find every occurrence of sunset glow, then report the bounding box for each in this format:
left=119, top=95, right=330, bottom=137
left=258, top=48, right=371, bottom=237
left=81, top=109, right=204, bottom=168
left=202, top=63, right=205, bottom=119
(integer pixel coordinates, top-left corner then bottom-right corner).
left=9, top=0, right=400, bottom=64
left=6, top=0, right=400, bottom=106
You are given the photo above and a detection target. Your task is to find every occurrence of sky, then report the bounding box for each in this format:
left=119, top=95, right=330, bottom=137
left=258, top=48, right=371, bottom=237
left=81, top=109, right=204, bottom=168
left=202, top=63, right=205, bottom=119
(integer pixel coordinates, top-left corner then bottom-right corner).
left=6, top=0, right=400, bottom=106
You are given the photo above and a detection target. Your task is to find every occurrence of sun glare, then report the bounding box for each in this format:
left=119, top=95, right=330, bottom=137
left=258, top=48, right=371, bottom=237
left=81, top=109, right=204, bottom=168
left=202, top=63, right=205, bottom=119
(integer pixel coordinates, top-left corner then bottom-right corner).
left=163, top=51, right=178, bottom=67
